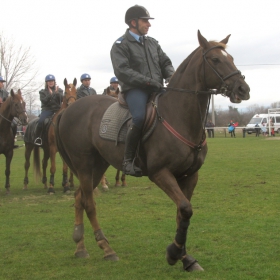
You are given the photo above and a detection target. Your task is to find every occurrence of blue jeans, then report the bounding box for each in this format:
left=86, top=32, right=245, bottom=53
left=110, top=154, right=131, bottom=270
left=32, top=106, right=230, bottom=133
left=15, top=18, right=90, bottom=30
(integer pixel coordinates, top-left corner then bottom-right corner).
left=125, top=89, right=149, bottom=129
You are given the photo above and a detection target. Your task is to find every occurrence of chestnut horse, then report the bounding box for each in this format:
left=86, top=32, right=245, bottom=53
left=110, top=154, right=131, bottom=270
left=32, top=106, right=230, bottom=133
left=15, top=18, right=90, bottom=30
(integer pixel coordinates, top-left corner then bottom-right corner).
left=0, top=89, right=28, bottom=194
left=100, top=87, right=127, bottom=189
left=23, top=78, right=77, bottom=193
left=55, top=31, right=250, bottom=271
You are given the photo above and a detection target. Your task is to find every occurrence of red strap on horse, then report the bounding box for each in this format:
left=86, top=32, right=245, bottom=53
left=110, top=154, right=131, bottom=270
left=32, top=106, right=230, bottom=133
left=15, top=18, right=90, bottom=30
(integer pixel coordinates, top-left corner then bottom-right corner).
left=162, top=119, right=206, bottom=150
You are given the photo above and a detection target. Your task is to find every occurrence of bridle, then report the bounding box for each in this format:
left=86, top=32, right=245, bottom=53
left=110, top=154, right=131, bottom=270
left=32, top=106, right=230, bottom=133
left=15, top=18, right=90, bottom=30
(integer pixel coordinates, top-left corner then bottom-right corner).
left=65, top=95, right=76, bottom=106
left=164, top=45, right=245, bottom=97
left=202, top=45, right=244, bottom=97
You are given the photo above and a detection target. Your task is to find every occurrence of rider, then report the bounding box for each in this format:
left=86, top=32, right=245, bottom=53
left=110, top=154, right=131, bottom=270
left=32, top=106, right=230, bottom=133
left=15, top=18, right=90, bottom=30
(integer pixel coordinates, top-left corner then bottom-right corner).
left=0, top=76, right=18, bottom=147
left=102, top=76, right=120, bottom=95
left=76, top=73, right=97, bottom=99
left=110, top=5, right=175, bottom=177
left=34, top=74, right=63, bottom=146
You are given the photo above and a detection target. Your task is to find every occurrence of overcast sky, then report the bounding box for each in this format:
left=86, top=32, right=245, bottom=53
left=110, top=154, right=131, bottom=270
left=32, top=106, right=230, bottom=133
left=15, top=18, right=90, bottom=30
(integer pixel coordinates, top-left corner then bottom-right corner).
left=2, top=0, right=280, bottom=111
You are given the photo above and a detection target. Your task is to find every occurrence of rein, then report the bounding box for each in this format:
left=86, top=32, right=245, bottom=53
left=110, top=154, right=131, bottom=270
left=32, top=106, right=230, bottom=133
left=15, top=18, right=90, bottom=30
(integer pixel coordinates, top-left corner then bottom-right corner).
left=156, top=45, right=243, bottom=151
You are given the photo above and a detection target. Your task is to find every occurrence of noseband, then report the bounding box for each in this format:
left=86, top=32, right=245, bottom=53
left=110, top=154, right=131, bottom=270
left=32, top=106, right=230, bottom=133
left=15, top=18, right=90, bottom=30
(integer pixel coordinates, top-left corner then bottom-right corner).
left=65, top=95, right=76, bottom=105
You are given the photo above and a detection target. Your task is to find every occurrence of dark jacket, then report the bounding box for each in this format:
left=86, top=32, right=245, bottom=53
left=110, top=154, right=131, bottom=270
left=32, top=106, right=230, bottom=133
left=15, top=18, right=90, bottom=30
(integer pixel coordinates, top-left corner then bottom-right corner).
left=110, top=29, right=175, bottom=93
left=0, top=88, right=9, bottom=101
left=39, top=88, right=63, bottom=111
left=76, top=85, right=97, bottom=99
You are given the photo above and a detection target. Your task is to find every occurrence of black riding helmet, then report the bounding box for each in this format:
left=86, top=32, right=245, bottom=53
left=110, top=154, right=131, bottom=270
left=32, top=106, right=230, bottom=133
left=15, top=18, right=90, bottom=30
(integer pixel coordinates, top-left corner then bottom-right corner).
left=125, top=5, right=154, bottom=24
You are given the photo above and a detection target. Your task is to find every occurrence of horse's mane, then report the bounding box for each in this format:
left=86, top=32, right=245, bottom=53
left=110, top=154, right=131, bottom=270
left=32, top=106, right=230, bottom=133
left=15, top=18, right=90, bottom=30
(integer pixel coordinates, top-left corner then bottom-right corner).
left=169, top=41, right=226, bottom=87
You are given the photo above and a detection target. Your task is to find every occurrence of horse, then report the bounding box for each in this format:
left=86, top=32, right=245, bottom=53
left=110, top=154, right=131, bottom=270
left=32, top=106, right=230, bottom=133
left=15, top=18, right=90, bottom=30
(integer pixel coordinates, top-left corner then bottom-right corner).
left=0, top=89, right=28, bottom=194
left=23, top=78, right=77, bottom=193
left=55, top=31, right=250, bottom=271
left=100, top=87, right=127, bottom=189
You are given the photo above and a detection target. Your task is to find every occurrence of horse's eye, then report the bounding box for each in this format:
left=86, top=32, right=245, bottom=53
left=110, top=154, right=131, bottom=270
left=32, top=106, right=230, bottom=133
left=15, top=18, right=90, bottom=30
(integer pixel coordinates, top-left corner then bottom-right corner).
left=211, top=57, right=219, bottom=64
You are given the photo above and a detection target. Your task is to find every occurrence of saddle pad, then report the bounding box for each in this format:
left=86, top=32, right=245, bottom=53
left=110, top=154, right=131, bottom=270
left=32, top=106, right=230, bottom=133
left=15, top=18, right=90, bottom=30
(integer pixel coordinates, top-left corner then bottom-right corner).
left=99, top=102, right=131, bottom=143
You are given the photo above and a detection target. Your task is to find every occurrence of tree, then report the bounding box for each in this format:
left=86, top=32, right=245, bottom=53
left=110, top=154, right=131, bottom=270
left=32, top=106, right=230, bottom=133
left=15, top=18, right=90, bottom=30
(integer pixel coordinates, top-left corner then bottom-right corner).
left=0, top=32, right=42, bottom=99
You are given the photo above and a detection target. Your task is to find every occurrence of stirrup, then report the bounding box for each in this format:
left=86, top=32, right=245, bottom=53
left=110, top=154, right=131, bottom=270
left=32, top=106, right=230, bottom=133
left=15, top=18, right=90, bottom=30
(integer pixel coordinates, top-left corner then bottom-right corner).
left=34, top=137, right=42, bottom=146
left=123, top=159, right=142, bottom=177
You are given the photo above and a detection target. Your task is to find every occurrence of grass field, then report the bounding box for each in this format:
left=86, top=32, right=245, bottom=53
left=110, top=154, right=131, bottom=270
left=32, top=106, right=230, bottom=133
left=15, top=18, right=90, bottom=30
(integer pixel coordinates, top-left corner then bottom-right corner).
left=0, top=133, right=279, bottom=280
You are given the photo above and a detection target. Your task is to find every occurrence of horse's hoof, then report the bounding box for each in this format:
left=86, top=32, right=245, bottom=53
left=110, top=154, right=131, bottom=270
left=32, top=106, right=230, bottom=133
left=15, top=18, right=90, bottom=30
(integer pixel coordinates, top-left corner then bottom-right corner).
left=104, top=253, right=119, bottom=261
left=122, top=183, right=127, bottom=187
left=74, top=250, right=89, bottom=258
left=115, top=183, right=121, bottom=187
left=63, top=187, right=71, bottom=194
left=47, top=188, right=55, bottom=194
left=102, top=185, right=109, bottom=191
left=182, top=255, right=204, bottom=272
left=186, top=262, right=204, bottom=272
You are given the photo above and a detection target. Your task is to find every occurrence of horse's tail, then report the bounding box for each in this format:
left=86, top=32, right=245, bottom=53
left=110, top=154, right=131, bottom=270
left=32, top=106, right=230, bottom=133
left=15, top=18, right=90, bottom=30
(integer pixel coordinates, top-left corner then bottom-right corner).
left=33, top=146, right=41, bottom=182
left=55, top=110, right=77, bottom=177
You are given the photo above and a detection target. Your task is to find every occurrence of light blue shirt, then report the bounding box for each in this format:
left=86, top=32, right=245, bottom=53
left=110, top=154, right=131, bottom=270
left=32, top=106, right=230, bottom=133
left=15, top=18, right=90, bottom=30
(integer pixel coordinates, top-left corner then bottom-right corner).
left=129, top=30, right=142, bottom=43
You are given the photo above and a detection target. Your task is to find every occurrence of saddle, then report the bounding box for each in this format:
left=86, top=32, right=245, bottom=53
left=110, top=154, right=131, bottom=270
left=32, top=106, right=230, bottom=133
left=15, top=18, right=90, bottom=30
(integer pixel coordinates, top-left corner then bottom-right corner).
left=99, top=92, right=160, bottom=145
left=24, top=116, right=54, bottom=144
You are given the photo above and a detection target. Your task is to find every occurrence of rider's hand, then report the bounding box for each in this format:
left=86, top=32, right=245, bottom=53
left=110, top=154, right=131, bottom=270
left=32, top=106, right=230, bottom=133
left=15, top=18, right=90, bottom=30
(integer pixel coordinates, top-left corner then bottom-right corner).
left=165, top=76, right=172, bottom=85
left=147, top=79, right=162, bottom=92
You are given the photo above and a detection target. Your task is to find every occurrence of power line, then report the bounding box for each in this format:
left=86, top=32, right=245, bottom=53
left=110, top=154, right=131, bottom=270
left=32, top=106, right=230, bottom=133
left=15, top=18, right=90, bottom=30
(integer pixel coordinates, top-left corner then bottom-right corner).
left=236, top=64, right=280, bottom=66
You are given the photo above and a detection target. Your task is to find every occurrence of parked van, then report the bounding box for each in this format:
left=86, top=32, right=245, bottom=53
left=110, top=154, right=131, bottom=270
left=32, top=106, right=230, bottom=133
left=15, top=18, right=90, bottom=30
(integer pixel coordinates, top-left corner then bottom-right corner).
left=245, top=114, right=280, bottom=134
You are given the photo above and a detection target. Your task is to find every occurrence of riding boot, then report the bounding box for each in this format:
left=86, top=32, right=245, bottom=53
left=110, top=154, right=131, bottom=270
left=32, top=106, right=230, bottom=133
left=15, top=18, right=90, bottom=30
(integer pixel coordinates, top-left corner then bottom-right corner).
left=123, top=124, right=142, bottom=177
left=34, top=123, right=43, bottom=146
left=11, top=121, right=19, bottom=148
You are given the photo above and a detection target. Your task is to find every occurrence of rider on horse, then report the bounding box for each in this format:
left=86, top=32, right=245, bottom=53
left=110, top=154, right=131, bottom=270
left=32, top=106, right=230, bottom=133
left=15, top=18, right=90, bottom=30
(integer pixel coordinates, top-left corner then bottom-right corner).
left=110, top=5, right=175, bottom=177
left=34, top=74, right=63, bottom=146
left=102, top=77, right=120, bottom=95
left=76, top=73, right=97, bottom=99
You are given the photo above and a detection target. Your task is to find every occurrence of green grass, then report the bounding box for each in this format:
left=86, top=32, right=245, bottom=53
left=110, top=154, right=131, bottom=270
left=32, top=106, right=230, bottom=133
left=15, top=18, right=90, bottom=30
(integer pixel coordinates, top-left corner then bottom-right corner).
left=0, top=136, right=279, bottom=280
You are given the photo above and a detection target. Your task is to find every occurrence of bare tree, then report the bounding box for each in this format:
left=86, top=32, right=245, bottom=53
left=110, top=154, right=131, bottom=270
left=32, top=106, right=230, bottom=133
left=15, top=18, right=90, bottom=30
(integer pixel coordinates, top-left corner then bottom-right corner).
left=0, top=32, right=42, bottom=97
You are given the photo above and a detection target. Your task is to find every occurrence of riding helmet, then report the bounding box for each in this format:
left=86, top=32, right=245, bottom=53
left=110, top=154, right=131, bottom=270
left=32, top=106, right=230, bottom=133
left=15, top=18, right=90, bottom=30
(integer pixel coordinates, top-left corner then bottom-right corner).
left=110, top=77, right=119, bottom=84
left=80, top=73, right=91, bottom=82
left=45, top=74, right=56, bottom=82
left=0, top=76, right=6, bottom=82
left=125, top=5, right=154, bottom=24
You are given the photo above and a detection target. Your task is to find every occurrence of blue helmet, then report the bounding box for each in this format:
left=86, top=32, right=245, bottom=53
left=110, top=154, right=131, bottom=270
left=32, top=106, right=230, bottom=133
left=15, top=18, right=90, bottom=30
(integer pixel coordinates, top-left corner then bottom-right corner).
left=80, top=73, right=91, bottom=82
left=110, top=77, right=119, bottom=84
left=0, top=76, right=6, bottom=82
left=45, top=74, right=55, bottom=82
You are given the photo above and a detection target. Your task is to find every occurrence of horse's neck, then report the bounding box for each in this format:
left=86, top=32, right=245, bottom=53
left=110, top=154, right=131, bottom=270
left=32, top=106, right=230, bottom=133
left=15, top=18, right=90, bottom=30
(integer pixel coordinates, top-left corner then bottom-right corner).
left=161, top=75, right=209, bottom=141
left=0, top=102, right=13, bottom=132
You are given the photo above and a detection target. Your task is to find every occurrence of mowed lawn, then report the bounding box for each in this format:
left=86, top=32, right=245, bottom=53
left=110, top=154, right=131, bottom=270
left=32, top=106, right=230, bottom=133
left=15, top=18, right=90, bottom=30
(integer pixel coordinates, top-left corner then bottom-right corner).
left=0, top=133, right=279, bottom=280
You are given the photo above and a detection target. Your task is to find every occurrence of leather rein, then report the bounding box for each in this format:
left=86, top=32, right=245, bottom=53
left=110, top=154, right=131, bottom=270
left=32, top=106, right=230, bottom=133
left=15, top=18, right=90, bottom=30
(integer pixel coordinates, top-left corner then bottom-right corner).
left=156, top=45, right=243, bottom=151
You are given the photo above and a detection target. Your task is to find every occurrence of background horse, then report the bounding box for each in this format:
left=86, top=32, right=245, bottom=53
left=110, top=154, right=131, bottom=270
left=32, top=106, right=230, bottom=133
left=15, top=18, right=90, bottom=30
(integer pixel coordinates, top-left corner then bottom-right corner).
left=0, top=89, right=28, bottom=194
left=55, top=31, right=250, bottom=271
left=100, top=87, right=127, bottom=189
left=23, top=78, right=77, bottom=193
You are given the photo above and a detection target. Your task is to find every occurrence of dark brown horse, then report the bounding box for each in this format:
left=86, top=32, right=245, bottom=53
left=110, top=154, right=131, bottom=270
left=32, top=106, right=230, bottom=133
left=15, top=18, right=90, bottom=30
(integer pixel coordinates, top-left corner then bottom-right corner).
left=100, top=87, right=127, bottom=189
left=0, top=89, right=28, bottom=194
left=23, top=78, right=77, bottom=193
left=55, top=31, right=250, bottom=271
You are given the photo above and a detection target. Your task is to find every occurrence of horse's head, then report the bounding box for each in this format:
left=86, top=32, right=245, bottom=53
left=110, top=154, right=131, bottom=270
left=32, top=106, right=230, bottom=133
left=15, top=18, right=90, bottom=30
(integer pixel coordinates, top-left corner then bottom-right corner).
left=10, top=89, right=28, bottom=125
left=197, top=30, right=250, bottom=103
left=63, top=78, right=77, bottom=107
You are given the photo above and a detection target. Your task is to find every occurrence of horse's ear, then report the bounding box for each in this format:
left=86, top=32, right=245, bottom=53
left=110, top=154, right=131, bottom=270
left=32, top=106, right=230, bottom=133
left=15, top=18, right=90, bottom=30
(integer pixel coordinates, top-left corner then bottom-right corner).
left=73, top=78, right=77, bottom=87
left=17, top=89, right=22, bottom=96
left=10, top=89, right=15, bottom=97
left=220, top=34, right=231, bottom=45
left=197, top=30, right=210, bottom=50
left=64, top=78, right=68, bottom=87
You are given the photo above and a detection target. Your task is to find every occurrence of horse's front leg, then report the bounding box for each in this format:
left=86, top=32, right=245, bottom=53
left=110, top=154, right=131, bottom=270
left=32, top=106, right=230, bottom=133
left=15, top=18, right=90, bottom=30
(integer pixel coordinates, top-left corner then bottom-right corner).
left=23, top=144, right=32, bottom=190
left=115, top=170, right=121, bottom=187
left=4, top=151, right=13, bottom=194
left=151, top=168, right=203, bottom=272
left=100, top=174, right=109, bottom=191
left=48, top=145, right=56, bottom=194
left=121, top=171, right=127, bottom=187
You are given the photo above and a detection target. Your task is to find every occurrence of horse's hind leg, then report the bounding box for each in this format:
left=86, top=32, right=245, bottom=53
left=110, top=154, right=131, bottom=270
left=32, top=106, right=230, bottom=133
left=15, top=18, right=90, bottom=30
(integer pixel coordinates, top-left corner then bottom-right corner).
left=115, top=170, right=121, bottom=187
left=62, top=161, right=71, bottom=193
left=121, top=171, right=127, bottom=187
left=100, top=174, right=109, bottom=191
left=151, top=169, right=203, bottom=272
left=73, top=162, right=118, bottom=260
